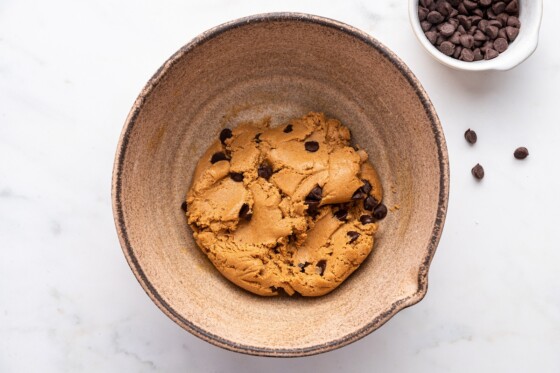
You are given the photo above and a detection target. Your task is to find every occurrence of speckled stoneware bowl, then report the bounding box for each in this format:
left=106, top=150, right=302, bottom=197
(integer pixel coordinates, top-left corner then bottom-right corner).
left=112, top=13, right=449, bottom=357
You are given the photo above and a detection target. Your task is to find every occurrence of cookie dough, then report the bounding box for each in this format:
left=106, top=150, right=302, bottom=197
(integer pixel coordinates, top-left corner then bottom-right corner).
left=186, top=112, right=385, bottom=297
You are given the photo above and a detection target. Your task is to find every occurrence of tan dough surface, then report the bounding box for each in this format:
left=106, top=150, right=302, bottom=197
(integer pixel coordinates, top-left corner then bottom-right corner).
left=186, top=113, right=384, bottom=296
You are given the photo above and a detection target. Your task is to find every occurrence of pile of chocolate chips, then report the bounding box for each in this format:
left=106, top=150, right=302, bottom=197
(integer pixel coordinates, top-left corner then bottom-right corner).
left=418, top=0, right=521, bottom=61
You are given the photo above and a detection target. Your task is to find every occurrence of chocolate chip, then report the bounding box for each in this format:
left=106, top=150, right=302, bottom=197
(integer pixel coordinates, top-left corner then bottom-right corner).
left=473, top=48, right=483, bottom=61
left=489, top=20, right=503, bottom=29
left=514, top=147, right=529, bottom=160
left=485, top=48, right=499, bottom=60
left=463, top=0, right=477, bottom=10
left=316, top=260, right=327, bottom=276
left=498, top=28, right=508, bottom=40
left=494, top=37, right=509, bottom=53
left=306, top=186, right=323, bottom=203
left=258, top=162, right=273, bottom=180
left=480, top=0, right=492, bottom=6
left=360, top=215, right=375, bottom=225
left=181, top=201, right=188, bottom=212
left=507, top=16, right=521, bottom=28
left=219, top=128, right=232, bottom=144
left=347, top=231, right=360, bottom=243
left=460, top=48, right=475, bottom=62
left=283, top=124, right=293, bottom=133
left=306, top=201, right=320, bottom=218
left=297, top=262, right=311, bottom=273
left=334, top=209, right=348, bottom=221
left=239, top=203, right=252, bottom=221
left=449, top=32, right=461, bottom=45
left=363, top=195, right=378, bottom=211
left=478, top=19, right=489, bottom=33
left=419, top=6, right=428, bottom=21
left=210, top=152, right=228, bottom=164
left=254, top=133, right=262, bottom=143
left=373, top=204, right=388, bottom=220
left=464, top=129, right=477, bottom=144
left=352, top=188, right=366, bottom=200
left=304, top=141, right=319, bottom=152
left=471, top=164, right=485, bottom=180
left=230, top=172, right=243, bottom=182
left=427, top=11, right=444, bottom=24
left=439, top=41, right=455, bottom=56
left=439, top=23, right=456, bottom=37
left=485, top=25, right=499, bottom=39
left=426, top=30, right=438, bottom=44
left=421, top=20, right=432, bottom=32
left=361, top=180, right=372, bottom=195
left=505, top=0, right=519, bottom=15
left=460, top=34, right=474, bottom=48
left=474, top=30, right=487, bottom=41
left=506, top=26, right=519, bottom=42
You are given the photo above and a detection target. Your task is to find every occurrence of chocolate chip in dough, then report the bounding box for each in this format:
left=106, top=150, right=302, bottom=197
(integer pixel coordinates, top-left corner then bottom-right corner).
left=514, top=147, right=529, bottom=160
left=283, top=124, right=293, bottom=133
left=297, top=262, right=311, bottom=273
left=239, top=203, right=252, bottom=221
left=464, top=129, right=477, bottom=144
left=219, top=128, right=232, bottom=144
left=472, top=164, right=485, bottom=180
left=347, top=231, right=360, bottom=243
left=210, top=152, right=228, bottom=164
left=361, top=180, right=372, bottom=195
left=258, top=162, right=273, bottom=180
left=254, top=133, right=262, bottom=143
left=352, top=188, right=366, bottom=200
left=360, top=215, right=375, bottom=225
left=181, top=201, right=188, bottom=212
left=373, top=204, right=388, bottom=220
left=316, top=260, right=327, bottom=276
left=304, top=141, right=319, bottom=152
left=363, top=195, right=378, bottom=211
left=230, top=172, right=244, bottom=182
left=334, top=209, right=348, bottom=221
left=305, top=185, right=323, bottom=202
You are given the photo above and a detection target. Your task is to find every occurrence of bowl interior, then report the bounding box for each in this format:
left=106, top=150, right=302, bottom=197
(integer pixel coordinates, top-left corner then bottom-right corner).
left=113, top=14, right=448, bottom=356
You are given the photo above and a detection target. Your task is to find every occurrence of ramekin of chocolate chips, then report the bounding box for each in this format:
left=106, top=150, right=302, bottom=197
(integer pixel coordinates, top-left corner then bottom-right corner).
left=409, top=0, right=543, bottom=70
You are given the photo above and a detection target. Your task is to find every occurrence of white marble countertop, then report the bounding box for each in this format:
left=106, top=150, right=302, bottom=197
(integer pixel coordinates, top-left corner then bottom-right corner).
left=1, top=0, right=559, bottom=372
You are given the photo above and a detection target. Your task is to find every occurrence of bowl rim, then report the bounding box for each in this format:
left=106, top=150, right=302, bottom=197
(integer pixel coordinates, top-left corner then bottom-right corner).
left=112, top=12, right=450, bottom=357
left=408, top=0, right=543, bottom=71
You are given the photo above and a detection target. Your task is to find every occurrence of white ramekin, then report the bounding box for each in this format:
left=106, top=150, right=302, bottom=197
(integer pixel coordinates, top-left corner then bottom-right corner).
left=409, top=0, right=543, bottom=71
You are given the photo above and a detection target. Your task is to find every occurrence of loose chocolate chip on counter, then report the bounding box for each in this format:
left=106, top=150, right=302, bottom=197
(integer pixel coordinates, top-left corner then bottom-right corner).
left=181, top=201, right=188, bottom=212
left=472, top=163, right=485, bottom=180
left=334, top=209, right=348, bottom=221
left=283, top=124, right=293, bottom=133
left=360, top=214, right=375, bottom=225
left=464, top=128, right=477, bottom=144
left=230, top=172, right=244, bottom=182
left=347, top=231, right=360, bottom=243
left=316, top=260, right=327, bottom=276
left=305, top=185, right=323, bottom=202
left=514, top=147, right=529, bottom=160
left=373, top=204, right=388, bottom=220
left=239, top=203, right=252, bottom=221
left=304, top=141, right=319, bottom=152
left=210, top=152, right=228, bottom=164
left=363, top=195, right=378, bottom=211
left=258, top=162, right=273, bottom=179
left=219, top=128, right=232, bottom=144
